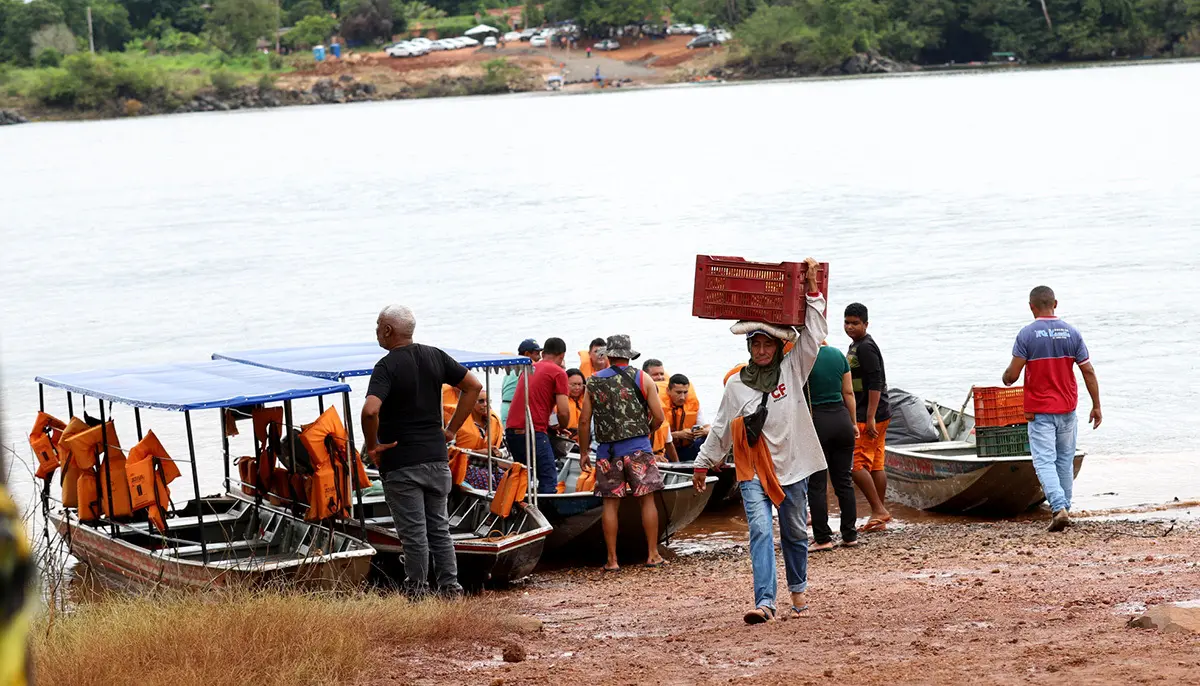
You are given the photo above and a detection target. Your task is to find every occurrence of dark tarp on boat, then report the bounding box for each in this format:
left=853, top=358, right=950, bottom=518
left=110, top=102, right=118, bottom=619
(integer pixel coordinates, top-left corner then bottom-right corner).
left=885, top=388, right=940, bottom=445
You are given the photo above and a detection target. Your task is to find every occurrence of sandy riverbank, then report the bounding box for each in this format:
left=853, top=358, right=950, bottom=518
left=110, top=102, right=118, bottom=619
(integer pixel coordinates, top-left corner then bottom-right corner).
left=364, top=512, right=1199, bottom=685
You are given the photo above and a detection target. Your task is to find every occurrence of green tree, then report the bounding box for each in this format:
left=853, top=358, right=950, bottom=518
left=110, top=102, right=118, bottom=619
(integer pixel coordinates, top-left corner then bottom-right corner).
left=207, top=0, right=279, bottom=52
left=521, top=2, right=545, bottom=26
left=120, top=0, right=208, bottom=33
left=31, top=22, right=76, bottom=59
left=1, top=0, right=66, bottom=64
left=392, top=0, right=447, bottom=21
left=287, top=0, right=328, bottom=24
left=339, top=0, right=392, bottom=43
left=285, top=12, right=338, bottom=45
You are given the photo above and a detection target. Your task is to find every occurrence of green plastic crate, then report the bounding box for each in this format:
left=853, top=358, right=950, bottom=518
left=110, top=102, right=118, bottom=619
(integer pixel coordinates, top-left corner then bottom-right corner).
left=975, top=424, right=1029, bottom=458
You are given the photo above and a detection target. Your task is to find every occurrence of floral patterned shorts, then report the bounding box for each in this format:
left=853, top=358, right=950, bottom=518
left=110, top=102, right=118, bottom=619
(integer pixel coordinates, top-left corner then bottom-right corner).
left=594, top=450, right=665, bottom=499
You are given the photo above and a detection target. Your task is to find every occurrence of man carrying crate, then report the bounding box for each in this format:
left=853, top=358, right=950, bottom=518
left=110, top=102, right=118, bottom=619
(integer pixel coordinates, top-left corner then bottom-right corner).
left=691, top=257, right=828, bottom=623
left=1002, top=286, right=1102, bottom=532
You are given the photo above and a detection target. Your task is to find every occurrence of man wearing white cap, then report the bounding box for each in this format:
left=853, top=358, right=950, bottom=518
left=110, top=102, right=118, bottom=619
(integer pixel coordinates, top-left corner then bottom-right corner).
left=693, top=257, right=828, bottom=624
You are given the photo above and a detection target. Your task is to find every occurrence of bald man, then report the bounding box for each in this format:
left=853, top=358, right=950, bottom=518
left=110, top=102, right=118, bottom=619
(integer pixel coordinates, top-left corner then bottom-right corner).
left=362, top=304, right=482, bottom=597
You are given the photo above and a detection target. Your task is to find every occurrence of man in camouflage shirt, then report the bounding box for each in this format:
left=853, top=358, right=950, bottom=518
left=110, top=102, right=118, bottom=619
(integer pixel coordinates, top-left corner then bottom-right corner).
left=579, top=334, right=668, bottom=571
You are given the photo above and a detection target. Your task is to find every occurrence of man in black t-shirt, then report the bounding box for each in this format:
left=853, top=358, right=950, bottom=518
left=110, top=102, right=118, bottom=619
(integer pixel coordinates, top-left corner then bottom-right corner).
left=845, top=302, right=893, bottom=532
left=362, top=305, right=482, bottom=596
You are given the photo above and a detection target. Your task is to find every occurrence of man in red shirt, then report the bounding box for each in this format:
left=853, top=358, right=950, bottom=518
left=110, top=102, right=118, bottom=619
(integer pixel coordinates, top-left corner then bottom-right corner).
left=506, top=337, right=571, bottom=493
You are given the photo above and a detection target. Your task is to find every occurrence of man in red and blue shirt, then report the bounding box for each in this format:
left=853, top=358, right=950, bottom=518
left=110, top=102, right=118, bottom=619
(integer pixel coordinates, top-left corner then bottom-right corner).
left=1002, top=286, right=1102, bottom=532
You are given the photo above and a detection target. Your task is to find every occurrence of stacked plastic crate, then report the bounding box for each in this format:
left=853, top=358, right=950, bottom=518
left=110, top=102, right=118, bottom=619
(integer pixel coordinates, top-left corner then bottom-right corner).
left=973, top=387, right=1029, bottom=457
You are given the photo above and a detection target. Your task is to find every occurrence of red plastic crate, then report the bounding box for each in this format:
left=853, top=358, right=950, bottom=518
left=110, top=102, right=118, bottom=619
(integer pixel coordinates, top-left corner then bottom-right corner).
left=692, top=256, right=829, bottom=325
left=973, top=386, right=1027, bottom=427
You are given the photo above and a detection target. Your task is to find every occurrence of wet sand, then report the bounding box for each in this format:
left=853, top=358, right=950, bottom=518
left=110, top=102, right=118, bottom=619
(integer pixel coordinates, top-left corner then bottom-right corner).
left=372, top=506, right=1200, bottom=685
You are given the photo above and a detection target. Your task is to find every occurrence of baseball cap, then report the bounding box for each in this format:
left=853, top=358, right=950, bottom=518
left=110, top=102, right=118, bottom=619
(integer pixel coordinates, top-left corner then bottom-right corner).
left=517, top=338, right=542, bottom=354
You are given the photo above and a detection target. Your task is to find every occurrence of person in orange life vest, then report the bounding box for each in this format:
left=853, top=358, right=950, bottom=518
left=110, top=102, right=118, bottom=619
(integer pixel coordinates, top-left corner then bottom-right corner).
left=642, top=359, right=667, bottom=382
left=663, top=374, right=710, bottom=462
left=642, top=359, right=678, bottom=461
left=454, top=389, right=504, bottom=456
left=547, top=368, right=587, bottom=437
left=578, top=338, right=609, bottom=379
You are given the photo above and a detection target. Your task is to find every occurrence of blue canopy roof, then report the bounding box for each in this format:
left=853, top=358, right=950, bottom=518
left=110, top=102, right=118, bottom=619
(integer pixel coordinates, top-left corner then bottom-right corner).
left=212, top=343, right=531, bottom=380
left=35, top=360, right=352, bottom=411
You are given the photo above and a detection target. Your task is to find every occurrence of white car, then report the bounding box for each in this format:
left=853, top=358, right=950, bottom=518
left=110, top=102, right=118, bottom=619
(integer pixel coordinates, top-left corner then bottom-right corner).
left=692, top=24, right=707, bottom=34
left=504, top=31, right=522, bottom=42
left=385, top=42, right=415, bottom=57
left=530, top=35, right=547, bottom=47
left=428, top=39, right=449, bottom=51
left=483, top=36, right=497, bottom=48
left=460, top=36, right=479, bottom=46
left=410, top=37, right=433, bottom=48
left=668, top=23, right=692, bottom=35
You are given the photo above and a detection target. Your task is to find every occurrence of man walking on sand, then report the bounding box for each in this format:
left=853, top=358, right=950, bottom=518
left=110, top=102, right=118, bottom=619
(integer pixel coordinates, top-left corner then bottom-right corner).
left=361, top=305, right=481, bottom=597
left=845, top=302, right=892, bottom=533
left=1002, top=286, right=1101, bottom=532
left=579, top=335, right=668, bottom=572
left=693, top=258, right=828, bottom=624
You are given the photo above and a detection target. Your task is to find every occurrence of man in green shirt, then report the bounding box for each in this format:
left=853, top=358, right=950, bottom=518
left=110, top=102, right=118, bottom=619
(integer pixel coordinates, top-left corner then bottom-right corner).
left=501, top=338, right=542, bottom=425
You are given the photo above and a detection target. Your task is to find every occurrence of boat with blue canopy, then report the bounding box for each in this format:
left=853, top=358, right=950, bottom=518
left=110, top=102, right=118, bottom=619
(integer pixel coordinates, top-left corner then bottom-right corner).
left=212, top=342, right=553, bottom=587
left=31, top=360, right=376, bottom=590
left=215, top=342, right=717, bottom=565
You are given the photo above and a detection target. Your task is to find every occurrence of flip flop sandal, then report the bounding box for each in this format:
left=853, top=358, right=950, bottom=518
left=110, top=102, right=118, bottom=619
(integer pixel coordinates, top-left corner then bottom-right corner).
left=810, top=542, right=836, bottom=552
left=602, top=566, right=620, bottom=573
left=644, top=561, right=665, bottom=568
left=857, top=518, right=888, bottom=533
left=841, top=539, right=863, bottom=548
left=789, top=605, right=809, bottom=617
left=743, top=606, right=776, bottom=625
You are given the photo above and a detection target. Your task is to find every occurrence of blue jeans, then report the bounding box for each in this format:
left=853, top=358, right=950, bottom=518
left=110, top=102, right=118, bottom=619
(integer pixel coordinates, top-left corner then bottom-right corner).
left=1028, top=413, right=1077, bottom=513
left=674, top=435, right=706, bottom=462
left=741, top=478, right=809, bottom=611
left=505, top=429, right=558, bottom=494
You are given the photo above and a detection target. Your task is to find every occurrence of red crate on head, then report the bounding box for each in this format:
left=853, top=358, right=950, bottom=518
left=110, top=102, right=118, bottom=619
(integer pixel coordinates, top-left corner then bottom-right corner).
left=973, top=386, right=1027, bottom=427
left=692, top=256, right=829, bottom=325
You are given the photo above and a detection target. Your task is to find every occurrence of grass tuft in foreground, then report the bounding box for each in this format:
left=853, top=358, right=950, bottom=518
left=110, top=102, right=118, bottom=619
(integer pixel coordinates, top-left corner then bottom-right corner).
left=32, top=587, right=526, bottom=686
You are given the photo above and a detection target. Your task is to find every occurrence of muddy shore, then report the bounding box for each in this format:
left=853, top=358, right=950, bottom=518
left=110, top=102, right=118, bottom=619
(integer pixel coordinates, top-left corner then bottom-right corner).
left=367, top=512, right=1200, bottom=685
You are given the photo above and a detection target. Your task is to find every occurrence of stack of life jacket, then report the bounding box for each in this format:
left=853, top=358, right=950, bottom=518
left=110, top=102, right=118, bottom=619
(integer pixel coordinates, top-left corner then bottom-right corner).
left=59, top=419, right=131, bottom=522
left=298, top=406, right=371, bottom=522
left=125, top=430, right=181, bottom=533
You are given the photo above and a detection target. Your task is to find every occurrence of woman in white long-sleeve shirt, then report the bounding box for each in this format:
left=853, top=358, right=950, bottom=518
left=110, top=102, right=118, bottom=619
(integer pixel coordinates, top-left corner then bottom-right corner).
left=693, top=258, right=829, bottom=623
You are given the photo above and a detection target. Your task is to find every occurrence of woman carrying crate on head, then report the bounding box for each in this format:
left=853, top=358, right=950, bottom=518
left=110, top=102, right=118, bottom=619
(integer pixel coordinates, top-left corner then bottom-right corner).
left=692, top=257, right=829, bottom=624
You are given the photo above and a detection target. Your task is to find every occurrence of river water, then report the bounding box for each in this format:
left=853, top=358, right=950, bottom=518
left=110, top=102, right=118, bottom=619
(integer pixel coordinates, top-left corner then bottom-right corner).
left=2, top=62, right=1199, bottom=519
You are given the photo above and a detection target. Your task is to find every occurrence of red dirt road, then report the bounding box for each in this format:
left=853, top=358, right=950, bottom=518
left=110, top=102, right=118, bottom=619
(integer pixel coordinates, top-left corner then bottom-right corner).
left=368, top=518, right=1200, bottom=685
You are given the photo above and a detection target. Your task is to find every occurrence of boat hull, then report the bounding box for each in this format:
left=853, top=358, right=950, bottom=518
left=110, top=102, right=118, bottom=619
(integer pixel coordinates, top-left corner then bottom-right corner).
left=52, top=499, right=373, bottom=591
left=885, top=441, right=1085, bottom=516
left=330, top=486, right=552, bottom=588
left=659, top=461, right=740, bottom=509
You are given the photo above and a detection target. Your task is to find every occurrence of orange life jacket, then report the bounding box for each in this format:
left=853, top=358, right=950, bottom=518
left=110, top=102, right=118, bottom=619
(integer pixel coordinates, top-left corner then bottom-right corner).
left=575, top=466, right=596, bottom=493
left=125, top=430, right=181, bottom=532
left=578, top=351, right=610, bottom=379
left=299, top=406, right=353, bottom=521
left=61, top=420, right=121, bottom=471
left=489, top=462, right=528, bottom=518
left=447, top=446, right=469, bottom=486
left=28, top=411, right=66, bottom=480
left=76, top=470, right=102, bottom=523
left=454, top=411, right=503, bottom=453
left=660, top=388, right=701, bottom=433
left=442, top=385, right=460, bottom=425
left=57, top=418, right=89, bottom=509
left=567, top=396, right=583, bottom=432
left=731, top=415, right=784, bottom=506
left=97, top=451, right=133, bottom=519
left=253, top=406, right=284, bottom=445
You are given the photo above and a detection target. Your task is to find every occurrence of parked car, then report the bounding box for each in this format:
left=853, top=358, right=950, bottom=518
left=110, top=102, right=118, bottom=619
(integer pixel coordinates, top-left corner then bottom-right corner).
left=713, top=29, right=732, bottom=42
left=668, top=23, right=693, bottom=34
left=520, top=28, right=538, bottom=40
left=428, top=39, right=450, bottom=51
left=385, top=43, right=414, bottom=57
left=687, top=33, right=721, bottom=49
left=530, top=34, right=547, bottom=47
left=460, top=36, right=480, bottom=46
left=504, top=31, right=522, bottom=42
left=409, top=37, right=433, bottom=50
left=483, top=36, right=498, bottom=48
left=691, top=24, right=707, bottom=34
left=593, top=39, right=620, bottom=50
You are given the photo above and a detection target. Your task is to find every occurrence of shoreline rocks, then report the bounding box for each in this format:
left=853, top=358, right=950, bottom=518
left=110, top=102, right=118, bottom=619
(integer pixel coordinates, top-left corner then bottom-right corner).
left=0, top=109, right=29, bottom=125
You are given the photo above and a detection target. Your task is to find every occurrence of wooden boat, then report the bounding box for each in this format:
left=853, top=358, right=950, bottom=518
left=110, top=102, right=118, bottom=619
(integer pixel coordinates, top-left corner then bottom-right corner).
left=52, top=495, right=373, bottom=590
left=656, top=458, right=740, bottom=509
left=540, top=454, right=716, bottom=560
left=33, top=360, right=377, bottom=591
left=884, top=390, right=1085, bottom=516
left=338, top=476, right=552, bottom=588
left=213, top=342, right=550, bottom=585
